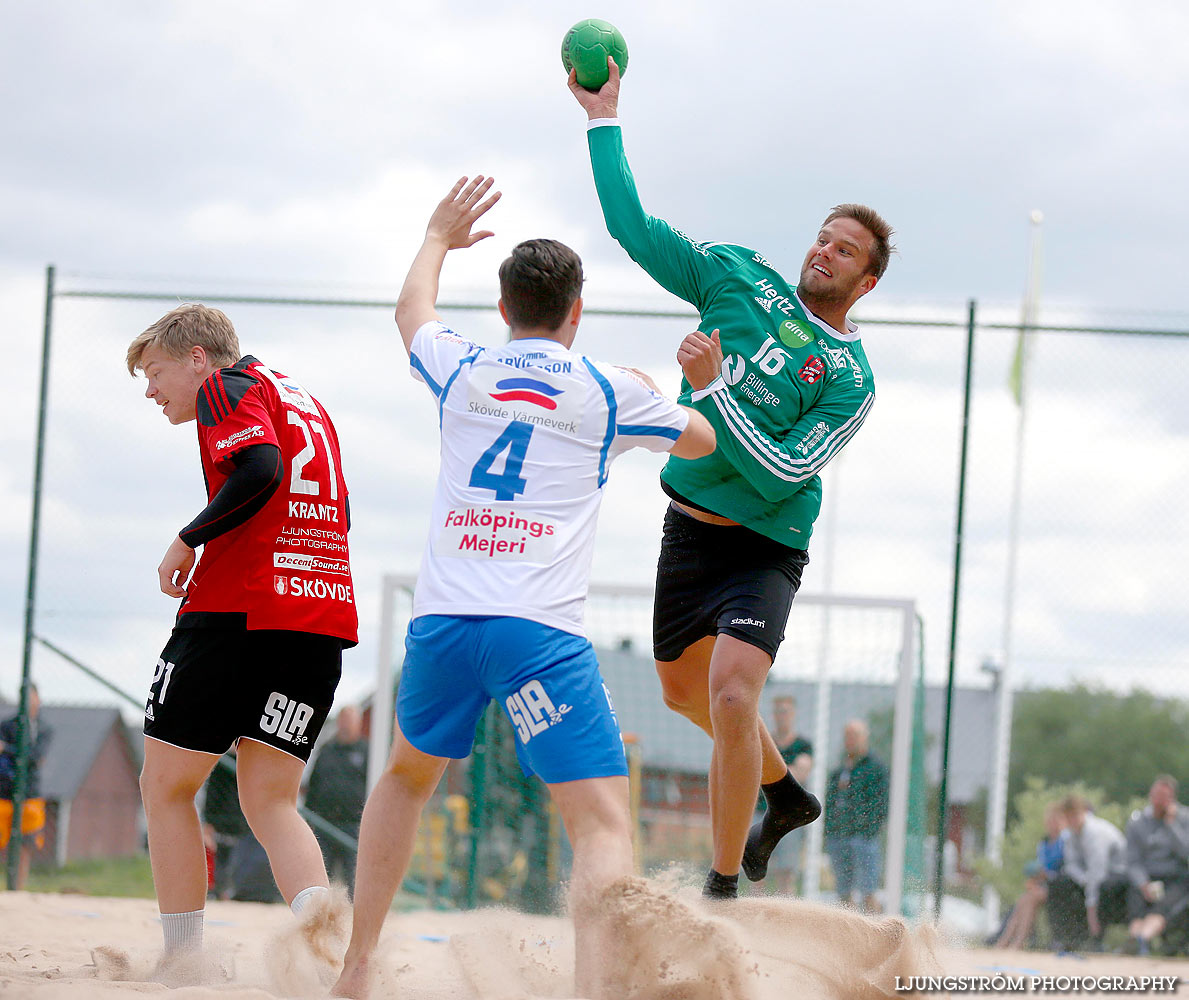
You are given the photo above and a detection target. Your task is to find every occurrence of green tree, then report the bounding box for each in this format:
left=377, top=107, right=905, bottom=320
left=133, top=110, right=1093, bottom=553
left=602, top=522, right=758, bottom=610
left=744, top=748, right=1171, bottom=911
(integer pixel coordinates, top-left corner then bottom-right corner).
left=1008, top=684, right=1189, bottom=815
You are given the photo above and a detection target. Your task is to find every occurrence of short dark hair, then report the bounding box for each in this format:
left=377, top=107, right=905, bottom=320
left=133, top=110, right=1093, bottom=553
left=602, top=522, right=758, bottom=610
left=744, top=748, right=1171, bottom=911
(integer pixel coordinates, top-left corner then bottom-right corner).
left=822, top=204, right=896, bottom=281
left=498, top=239, right=584, bottom=332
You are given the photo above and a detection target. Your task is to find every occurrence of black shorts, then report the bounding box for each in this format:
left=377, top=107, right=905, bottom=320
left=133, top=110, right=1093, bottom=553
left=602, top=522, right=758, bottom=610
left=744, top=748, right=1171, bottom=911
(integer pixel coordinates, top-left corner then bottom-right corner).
left=652, top=504, right=809, bottom=662
left=143, top=626, right=342, bottom=763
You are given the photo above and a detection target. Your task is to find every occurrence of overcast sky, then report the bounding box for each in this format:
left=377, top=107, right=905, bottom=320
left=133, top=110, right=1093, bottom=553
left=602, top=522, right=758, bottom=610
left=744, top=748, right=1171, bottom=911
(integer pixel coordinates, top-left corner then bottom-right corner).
left=2, top=1, right=1187, bottom=718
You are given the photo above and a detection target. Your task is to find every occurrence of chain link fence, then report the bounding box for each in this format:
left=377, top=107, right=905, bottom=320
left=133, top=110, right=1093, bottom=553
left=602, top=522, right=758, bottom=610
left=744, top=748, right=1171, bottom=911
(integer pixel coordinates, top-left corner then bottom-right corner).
left=4, top=273, right=1186, bottom=924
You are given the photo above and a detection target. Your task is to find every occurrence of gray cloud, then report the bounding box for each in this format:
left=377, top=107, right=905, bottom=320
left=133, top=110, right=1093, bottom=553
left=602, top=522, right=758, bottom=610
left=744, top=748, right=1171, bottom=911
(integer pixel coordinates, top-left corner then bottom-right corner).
left=2, top=1, right=1186, bottom=712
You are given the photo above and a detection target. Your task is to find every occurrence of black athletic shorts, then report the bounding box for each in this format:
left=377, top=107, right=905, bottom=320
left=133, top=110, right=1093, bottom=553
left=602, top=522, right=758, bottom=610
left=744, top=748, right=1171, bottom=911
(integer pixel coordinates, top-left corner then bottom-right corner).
left=653, top=503, right=809, bottom=662
left=143, top=626, right=342, bottom=763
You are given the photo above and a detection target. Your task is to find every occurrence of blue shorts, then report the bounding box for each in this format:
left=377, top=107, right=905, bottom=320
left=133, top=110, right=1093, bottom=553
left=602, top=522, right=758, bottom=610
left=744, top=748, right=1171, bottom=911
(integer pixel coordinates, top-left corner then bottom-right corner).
left=826, top=834, right=882, bottom=900
left=396, top=615, right=628, bottom=784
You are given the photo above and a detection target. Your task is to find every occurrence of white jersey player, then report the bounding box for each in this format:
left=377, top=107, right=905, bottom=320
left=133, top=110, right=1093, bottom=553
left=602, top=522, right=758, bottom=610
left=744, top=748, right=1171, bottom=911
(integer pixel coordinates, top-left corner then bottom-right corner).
left=410, top=318, right=691, bottom=634
left=333, top=177, right=714, bottom=1000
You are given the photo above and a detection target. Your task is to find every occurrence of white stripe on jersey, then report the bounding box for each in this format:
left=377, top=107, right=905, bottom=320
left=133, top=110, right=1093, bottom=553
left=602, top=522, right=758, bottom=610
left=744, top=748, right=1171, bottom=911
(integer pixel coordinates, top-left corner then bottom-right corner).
left=709, top=387, right=874, bottom=482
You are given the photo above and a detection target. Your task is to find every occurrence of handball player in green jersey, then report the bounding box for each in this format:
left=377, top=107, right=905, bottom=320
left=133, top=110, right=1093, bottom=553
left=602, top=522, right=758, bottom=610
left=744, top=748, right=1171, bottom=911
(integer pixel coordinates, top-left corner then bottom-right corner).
left=570, top=60, right=895, bottom=899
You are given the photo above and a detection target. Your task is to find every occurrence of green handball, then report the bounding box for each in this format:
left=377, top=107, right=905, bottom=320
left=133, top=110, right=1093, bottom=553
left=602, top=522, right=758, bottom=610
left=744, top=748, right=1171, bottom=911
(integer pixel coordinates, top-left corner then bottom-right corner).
left=561, top=19, right=629, bottom=91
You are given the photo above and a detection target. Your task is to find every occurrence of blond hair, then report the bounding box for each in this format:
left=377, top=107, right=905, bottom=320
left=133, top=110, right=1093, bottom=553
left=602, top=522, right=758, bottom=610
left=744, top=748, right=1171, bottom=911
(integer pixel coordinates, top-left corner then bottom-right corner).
left=126, top=303, right=241, bottom=376
left=823, top=204, right=897, bottom=280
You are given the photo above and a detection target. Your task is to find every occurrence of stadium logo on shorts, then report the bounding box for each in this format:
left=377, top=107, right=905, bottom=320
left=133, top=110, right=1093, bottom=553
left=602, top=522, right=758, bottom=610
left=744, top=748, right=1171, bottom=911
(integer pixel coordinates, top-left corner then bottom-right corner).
left=259, top=692, right=314, bottom=745
left=274, top=575, right=288, bottom=595
left=506, top=680, right=572, bottom=744
left=488, top=377, right=564, bottom=411
left=731, top=617, right=766, bottom=628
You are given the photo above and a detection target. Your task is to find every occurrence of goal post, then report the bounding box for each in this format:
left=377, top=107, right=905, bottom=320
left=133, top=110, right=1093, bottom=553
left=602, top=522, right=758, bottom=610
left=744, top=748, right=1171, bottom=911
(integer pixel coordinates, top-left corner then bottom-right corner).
left=371, top=575, right=924, bottom=915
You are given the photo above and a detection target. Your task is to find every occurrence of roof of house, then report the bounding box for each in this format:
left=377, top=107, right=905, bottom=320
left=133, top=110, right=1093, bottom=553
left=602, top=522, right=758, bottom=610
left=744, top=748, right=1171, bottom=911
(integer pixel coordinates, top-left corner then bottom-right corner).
left=0, top=701, right=137, bottom=801
left=595, top=646, right=998, bottom=803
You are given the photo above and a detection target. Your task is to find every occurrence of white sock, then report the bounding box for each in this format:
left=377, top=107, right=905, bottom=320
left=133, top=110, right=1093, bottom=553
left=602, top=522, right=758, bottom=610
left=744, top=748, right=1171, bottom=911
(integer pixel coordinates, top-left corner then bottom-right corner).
left=161, top=909, right=203, bottom=953
left=290, top=885, right=329, bottom=916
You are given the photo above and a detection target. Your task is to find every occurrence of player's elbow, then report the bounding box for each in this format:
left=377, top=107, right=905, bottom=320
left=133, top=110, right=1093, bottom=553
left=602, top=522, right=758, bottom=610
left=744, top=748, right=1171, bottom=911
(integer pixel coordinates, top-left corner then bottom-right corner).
left=670, top=410, right=715, bottom=460
left=393, top=298, right=420, bottom=354
left=394, top=293, right=438, bottom=356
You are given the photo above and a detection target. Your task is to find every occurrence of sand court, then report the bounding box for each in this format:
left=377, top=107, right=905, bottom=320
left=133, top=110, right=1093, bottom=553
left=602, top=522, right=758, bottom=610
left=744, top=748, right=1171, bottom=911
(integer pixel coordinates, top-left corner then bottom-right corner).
left=1, top=887, right=1184, bottom=999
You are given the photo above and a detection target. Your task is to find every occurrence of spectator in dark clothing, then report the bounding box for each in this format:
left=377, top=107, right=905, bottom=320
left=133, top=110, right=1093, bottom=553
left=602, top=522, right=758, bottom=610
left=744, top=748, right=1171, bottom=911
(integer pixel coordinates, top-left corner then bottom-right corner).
left=1125, top=775, right=1189, bottom=955
left=228, top=831, right=283, bottom=903
left=1048, top=794, right=1129, bottom=952
left=825, top=718, right=888, bottom=913
left=201, top=748, right=250, bottom=900
left=0, top=685, right=53, bottom=889
left=304, top=706, right=368, bottom=892
left=762, top=695, right=814, bottom=894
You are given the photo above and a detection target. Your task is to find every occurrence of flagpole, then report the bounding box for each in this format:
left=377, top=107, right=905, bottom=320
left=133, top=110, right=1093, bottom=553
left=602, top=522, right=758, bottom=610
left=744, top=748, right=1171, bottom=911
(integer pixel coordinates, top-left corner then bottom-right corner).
left=984, top=211, right=1044, bottom=925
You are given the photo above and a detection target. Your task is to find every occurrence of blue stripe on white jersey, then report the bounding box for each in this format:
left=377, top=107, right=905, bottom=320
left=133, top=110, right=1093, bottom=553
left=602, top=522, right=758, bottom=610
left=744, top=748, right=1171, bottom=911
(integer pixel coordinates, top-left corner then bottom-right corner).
left=582, top=357, right=617, bottom=488
left=409, top=352, right=443, bottom=397
left=437, top=353, right=480, bottom=427
left=616, top=423, right=683, bottom=440
left=407, top=321, right=688, bottom=637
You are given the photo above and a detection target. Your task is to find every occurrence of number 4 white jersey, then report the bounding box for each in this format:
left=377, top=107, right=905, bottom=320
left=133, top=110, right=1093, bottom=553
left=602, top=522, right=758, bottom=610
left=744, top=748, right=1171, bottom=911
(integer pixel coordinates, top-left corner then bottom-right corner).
left=409, top=321, right=689, bottom=636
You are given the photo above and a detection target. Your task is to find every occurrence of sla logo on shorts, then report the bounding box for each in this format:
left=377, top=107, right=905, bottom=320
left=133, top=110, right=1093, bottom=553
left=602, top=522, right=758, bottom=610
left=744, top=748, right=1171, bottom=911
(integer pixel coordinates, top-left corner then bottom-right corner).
left=259, top=692, right=314, bottom=746
left=506, top=680, right=572, bottom=745
left=274, top=575, right=288, bottom=595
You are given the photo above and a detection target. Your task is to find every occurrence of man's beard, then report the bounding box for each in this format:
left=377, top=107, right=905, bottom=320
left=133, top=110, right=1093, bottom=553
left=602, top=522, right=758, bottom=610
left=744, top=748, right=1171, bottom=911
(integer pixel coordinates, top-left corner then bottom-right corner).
left=798, top=264, right=863, bottom=306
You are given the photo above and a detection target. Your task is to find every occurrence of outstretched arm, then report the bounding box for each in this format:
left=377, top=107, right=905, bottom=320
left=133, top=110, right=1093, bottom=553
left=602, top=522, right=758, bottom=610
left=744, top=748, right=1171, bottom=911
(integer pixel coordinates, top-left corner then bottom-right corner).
left=394, top=176, right=501, bottom=353
left=569, top=60, right=732, bottom=310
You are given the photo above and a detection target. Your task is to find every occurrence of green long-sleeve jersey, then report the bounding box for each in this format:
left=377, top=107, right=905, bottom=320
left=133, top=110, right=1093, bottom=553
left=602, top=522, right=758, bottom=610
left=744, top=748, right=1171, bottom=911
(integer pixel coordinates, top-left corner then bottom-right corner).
left=588, top=121, right=876, bottom=548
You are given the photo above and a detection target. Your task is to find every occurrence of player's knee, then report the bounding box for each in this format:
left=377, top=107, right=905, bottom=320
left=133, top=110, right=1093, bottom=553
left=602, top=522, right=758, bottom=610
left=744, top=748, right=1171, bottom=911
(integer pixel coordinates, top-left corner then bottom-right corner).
left=381, top=757, right=441, bottom=803
left=139, top=761, right=198, bottom=806
left=708, top=680, right=757, bottom=729
left=659, top=679, right=708, bottom=721
left=660, top=687, right=693, bottom=716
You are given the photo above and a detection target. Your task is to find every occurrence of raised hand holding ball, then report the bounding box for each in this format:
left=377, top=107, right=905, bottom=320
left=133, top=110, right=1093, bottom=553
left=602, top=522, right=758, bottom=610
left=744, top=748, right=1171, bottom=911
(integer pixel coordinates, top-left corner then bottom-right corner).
left=561, top=19, right=628, bottom=91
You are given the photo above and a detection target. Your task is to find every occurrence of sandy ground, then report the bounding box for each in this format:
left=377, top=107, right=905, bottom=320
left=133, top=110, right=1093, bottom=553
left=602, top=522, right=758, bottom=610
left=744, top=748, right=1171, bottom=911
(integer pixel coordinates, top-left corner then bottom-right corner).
left=1, top=888, right=1185, bottom=999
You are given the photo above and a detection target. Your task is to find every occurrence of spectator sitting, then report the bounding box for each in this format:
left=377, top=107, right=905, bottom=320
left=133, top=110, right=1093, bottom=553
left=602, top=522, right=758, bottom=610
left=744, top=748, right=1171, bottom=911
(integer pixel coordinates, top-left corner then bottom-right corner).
left=1047, top=794, right=1129, bottom=953
left=1125, top=775, right=1189, bottom=955
left=996, top=801, right=1067, bottom=950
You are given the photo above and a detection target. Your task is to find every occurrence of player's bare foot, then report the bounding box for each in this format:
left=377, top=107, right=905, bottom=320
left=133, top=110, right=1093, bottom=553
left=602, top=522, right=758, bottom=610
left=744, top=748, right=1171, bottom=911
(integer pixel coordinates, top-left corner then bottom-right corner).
left=331, top=953, right=372, bottom=998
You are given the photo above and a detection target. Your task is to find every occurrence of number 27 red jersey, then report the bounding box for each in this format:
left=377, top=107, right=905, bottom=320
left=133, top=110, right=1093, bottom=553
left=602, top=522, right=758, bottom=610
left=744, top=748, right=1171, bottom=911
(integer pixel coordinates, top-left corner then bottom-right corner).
left=180, top=356, right=358, bottom=645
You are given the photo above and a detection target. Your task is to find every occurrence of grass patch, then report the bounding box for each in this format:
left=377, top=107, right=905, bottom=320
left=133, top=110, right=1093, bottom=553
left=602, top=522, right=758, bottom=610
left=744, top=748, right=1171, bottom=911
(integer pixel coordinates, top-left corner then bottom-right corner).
left=26, top=854, right=156, bottom=898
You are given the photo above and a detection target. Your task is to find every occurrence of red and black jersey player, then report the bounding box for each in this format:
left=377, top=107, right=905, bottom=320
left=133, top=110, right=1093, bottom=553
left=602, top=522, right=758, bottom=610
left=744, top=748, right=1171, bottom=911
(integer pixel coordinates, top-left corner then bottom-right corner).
left=126, top=303, right=357, bottom=962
